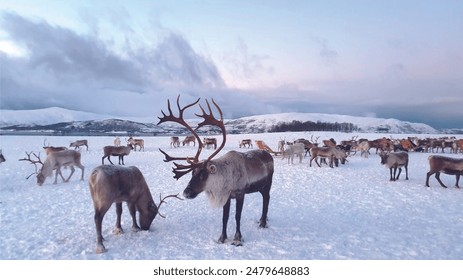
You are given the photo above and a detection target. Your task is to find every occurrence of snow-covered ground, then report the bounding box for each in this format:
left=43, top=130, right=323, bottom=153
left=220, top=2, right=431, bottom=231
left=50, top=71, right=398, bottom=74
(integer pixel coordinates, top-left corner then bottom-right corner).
left=1, top=131, right=463, bottom=261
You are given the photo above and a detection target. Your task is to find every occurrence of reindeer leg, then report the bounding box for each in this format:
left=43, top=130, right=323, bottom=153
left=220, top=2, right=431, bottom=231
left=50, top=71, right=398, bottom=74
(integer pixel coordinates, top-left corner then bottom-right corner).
left=232, top=194, right=245, bottom=246
left=259, top=186, right=270, bottom=228
left=455, top=174, right=461, bottom=188
left=94, top=206, right=110, bottom=254
left=78, top=164, right=85, bottom=181
left=218, top=198, right=231, bottom=244
left=54, top=168, right=63, bottom=184
left=65, top=166, right=75, bottom=182
left=425, top=171, right=434, bottom=187
left=396, top=167, right=402, bottom=180
left=128, top=202, right=140, bottom=232
left=435, top=172, right=448, bottom=188
left=113, top=202, right=124, bottom=234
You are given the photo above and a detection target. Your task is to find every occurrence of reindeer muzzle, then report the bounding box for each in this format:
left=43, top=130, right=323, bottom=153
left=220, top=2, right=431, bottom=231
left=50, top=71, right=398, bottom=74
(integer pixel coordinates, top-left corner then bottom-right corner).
left=183, top=188, right=198, bottom=199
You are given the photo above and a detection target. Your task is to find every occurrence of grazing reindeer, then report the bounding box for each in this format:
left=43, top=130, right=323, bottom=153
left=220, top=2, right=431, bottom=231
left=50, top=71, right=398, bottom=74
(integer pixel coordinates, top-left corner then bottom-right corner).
left=425, top=155, right=463, bottom=188
left=203, top=137, right=217, bottom=149
left=310, top=146, right=347, bottom=167
left=20, top=150, right=85, bottom=186
left=127, top=137, right=144, bottom=151
left=158, top=95, right=274, bottom=246
left=239, top=139, right=253, bottom=148
left=379, top=151, right=409, bottom=181
left=70, top=139, right=88, bottom=151
left=89, top=165, right=182, bottom=253
left=102, top=145, right=133, bottom=165
left=170, top=136, right=180, bottom=148
left=182, top=135, right=196, bottom=146
left=0, top=149, right=5, bottom=163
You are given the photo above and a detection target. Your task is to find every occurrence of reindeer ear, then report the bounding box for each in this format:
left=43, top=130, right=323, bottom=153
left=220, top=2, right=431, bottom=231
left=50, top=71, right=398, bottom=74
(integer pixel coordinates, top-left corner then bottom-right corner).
left=208, top=164, right=217, bottom=174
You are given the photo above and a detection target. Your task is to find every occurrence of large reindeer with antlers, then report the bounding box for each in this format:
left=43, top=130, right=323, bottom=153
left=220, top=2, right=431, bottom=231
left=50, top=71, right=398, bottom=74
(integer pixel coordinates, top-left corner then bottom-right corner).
left=158, top=96, right=274, bottom=246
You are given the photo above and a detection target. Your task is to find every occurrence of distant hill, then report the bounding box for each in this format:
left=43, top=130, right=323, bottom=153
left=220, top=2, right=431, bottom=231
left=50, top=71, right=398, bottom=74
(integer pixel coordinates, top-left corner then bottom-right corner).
left=228, top=113, right=439, bottom=134
left=0, top=107, right=441, bottom=135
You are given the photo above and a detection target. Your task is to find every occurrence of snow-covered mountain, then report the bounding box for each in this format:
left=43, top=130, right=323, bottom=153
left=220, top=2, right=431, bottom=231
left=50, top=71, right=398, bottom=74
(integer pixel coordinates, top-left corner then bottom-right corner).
left=0, top=107, right=119, bottom=126
left=228, top=113, right=439, bottom=134
left=0, top=107, right=439, bottom=134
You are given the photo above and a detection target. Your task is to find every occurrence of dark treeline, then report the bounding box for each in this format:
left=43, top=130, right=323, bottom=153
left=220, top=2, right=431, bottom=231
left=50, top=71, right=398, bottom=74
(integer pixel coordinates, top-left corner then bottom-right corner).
left=270, top=120, right=358, bottom=133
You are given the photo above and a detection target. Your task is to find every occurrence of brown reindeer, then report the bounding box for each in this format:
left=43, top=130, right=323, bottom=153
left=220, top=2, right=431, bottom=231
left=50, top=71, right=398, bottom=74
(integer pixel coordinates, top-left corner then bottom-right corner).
left=127, top=137, right=144, bottom=151
left=239, top=139, right=253, bottom=148
left=203, top=137, right=217, bottom=149
left=170, top=136, right=180, bottom=148
left=89, top=165, right=182, bottom=253
left=455, top=139, right=463, bottom=154
left=425, top=155, right=463, bottom=188
left=309, top=146, right=335, bottom=167
left=70, top=139, right=88, bottom=151
left=379, top=151, right=409, bottom=181
left=182, top=135, right=196, bottom=146
left=398, top=138, right=416, bottom=152
left=102, top=145, right=133, bottom=165
left=158, top=95, right=274, bottom=246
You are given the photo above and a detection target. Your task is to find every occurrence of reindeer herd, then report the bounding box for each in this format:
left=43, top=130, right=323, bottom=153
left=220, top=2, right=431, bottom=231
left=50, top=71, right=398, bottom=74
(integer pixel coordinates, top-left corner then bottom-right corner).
left=1, top=97, right=463, bottom=254
left=258, top=134, right=463, bottom=188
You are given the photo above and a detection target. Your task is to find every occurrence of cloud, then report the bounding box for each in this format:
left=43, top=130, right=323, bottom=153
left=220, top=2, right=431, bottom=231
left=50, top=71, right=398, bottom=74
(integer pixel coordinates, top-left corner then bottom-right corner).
left=313, top=37, right=338, bottom=66
left=0, top=12, right=226, bottom=117
left=1, top=12, right=462, bottom=129
left=220, top=38, right=274, bottom=87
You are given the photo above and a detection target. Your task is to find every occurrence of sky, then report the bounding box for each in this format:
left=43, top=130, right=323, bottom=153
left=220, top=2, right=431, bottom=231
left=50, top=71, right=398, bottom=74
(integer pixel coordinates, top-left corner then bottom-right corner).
left=0, top=0, right=462, bottom=129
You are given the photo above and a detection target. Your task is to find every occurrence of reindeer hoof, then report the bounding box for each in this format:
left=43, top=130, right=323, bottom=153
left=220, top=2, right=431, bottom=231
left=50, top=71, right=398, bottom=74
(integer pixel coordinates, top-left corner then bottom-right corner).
left=113, top=228, right=123, bottom=235
left=231, top=240, right=243, bottom=246
left=258, top=222, right=267, bottom=228
left=96, top=244, right=107, bottom=254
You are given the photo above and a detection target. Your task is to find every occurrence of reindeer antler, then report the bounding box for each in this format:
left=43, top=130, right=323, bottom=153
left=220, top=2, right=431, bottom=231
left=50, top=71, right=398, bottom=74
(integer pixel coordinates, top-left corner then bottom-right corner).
left=195, top=98, right=226, bottom=164
left=157, top=95, right=203, bottom=162
left=18, top=151, right=43, bottom=179
left=157, top=193, right=183, bottom=218
left=157, top=95, right=227, bottom=180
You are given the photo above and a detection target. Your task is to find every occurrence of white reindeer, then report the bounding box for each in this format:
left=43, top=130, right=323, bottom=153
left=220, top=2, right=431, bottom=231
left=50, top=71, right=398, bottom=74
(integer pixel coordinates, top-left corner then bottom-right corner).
left=281, top=143, right=305, bottom=164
